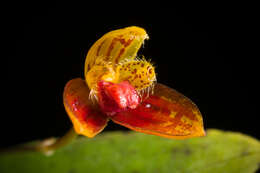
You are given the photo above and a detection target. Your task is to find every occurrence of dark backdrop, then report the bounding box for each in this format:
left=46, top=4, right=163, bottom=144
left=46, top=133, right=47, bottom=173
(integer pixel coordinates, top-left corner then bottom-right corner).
left=4, top=2, right=258, bottom=147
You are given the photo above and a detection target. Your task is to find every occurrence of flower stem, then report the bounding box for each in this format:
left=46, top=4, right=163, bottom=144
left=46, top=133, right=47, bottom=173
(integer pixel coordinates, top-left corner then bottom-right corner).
left=36, top=128, right=78, bottom=155
left=0, top=128, right=78, bottom=156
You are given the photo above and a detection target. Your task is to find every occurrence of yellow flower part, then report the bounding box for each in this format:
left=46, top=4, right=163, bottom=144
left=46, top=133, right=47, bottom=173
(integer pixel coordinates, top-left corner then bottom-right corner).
left=86, top=64, right=118, bottom=92
left=85, top=26, right=148, bottom=73
left=84, top=26, right=156, bottom=97
left=116, top=59, right=156, bottom=91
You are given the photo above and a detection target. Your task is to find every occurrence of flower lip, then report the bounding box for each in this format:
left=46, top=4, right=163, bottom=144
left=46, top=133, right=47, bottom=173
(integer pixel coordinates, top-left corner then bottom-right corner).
left=97, top=80, right=140, bottom=116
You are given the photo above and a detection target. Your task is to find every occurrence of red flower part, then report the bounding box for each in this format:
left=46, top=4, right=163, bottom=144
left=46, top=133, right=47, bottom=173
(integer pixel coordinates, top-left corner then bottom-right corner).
left=97, top=80, right=140, bottom=116
left=64, top=78, right=205, bottom=139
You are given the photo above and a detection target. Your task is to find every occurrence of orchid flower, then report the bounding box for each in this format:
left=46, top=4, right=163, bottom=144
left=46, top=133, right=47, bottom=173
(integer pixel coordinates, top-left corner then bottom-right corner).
left=63, top=26, right=205, bottom=139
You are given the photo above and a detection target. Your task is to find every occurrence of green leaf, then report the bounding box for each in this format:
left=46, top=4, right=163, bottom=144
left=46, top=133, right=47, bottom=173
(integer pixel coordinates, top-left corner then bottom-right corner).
left=0, top=129, right=259, bottom=173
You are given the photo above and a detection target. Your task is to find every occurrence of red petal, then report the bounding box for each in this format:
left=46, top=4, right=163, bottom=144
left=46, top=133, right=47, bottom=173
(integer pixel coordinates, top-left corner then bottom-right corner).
left=111, top=83, right=206, bottom=139
left=63, top=78, right=108, bottom=137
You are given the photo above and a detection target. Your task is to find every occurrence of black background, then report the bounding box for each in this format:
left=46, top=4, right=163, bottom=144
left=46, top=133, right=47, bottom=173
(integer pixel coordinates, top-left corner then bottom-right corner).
left=4, top=2, right=259, bottom=148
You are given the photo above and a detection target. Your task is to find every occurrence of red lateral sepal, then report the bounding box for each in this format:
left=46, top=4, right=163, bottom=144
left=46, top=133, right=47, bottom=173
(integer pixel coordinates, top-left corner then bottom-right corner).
left=63, top=78, right=108, bottom=137
left=111, top=83, right=206, bottom=139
